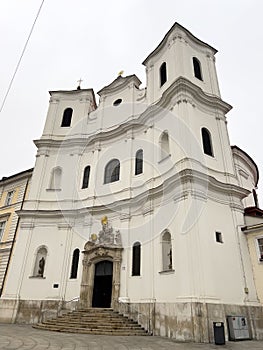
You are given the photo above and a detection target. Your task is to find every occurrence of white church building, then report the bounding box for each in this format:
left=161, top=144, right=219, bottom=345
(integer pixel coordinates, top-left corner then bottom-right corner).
left=1, top=22, right=263, bottom=342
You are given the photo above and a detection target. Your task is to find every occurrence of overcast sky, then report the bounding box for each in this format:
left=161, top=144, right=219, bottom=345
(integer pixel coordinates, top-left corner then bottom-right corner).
left=0, top=0, right=262, bottom=205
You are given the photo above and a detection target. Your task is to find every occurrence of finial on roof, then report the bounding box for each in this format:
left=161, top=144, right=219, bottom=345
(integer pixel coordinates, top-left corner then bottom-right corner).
left=118, top=70, right=124, bottom=77
left=77, top=78, right=83, bottom=90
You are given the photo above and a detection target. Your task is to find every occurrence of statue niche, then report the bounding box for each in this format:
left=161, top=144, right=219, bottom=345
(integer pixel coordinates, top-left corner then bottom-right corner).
left=79, top=216, right=123, bottom=309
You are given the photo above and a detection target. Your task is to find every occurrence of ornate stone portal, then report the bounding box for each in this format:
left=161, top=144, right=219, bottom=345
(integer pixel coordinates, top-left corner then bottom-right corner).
left=79, top=217, right=123, bottom=309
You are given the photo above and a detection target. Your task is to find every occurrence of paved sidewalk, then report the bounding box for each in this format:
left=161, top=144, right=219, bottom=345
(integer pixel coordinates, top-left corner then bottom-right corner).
left=0, top=324, right=262, bottom=350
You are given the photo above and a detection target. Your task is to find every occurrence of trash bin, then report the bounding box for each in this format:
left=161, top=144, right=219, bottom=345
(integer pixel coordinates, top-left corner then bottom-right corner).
left=213, top=322, right=225, bottom=345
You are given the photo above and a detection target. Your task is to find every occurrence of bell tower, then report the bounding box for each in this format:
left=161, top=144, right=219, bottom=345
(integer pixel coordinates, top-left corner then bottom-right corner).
left=143, top=22, right=221, bottom=104
left=41, top=88, right=97, bottom=140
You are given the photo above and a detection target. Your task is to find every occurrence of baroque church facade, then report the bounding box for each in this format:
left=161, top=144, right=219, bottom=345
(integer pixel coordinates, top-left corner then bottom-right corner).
left=1, top=22, right=263, bottom=342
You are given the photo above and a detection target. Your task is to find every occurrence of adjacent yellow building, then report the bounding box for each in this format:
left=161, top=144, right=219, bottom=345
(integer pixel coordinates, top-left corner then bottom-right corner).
left=242, top=207, right=263, bottom=304
left=0, top=169, right=32, bottom=295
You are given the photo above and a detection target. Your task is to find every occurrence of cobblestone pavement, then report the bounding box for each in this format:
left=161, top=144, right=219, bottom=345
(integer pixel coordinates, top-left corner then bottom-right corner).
left=0, top=324, right=262, bottom=350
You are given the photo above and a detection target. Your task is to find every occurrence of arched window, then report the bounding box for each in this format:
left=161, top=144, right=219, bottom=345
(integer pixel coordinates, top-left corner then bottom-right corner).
left=132, top=241, right=141, bottom=276
left=82, top=166, right=90, bottom=189
left=162, top=231, right=172, bottom=271
left=160, top=131, right=170, bottom=160
left=193, top=57, right=202, bottom=81
left=201, top=128, right=213, bottom=156
left=61, top=108, right=73, bottom=127
left=104, top=159, right=120, bottom=184
left=33, top=246, right=47, bottom=277
left=160, top=62, right=167, bottom=87
left=49, top=167, right=62, bottom=189
left=70, top=249, right=80, bottom=279
left=135, top=149, right=143, bottom=175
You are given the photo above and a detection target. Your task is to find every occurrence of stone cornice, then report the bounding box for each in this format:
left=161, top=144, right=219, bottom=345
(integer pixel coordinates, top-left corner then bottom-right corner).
left=49, top=88, right=97, bottom=107
left=17, top=169, right=248, bottom=219
left=158, top=77, right=232, bottom=114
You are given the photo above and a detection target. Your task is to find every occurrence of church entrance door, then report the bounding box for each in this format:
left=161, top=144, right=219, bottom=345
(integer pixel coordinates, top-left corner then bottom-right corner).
left=92, top=260, right=113, bottom=308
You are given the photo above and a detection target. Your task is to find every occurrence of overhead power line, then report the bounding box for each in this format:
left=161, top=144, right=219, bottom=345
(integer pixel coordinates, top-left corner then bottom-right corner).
left=0, top=0, right=45, bottom=114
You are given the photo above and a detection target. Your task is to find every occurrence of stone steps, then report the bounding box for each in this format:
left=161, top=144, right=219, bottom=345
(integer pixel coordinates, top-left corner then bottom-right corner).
left=33, top=308, right=149, bottom=336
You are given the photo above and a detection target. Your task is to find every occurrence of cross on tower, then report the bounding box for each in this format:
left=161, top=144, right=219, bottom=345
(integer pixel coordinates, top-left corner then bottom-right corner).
left=77, top=78, right=83, bottom=90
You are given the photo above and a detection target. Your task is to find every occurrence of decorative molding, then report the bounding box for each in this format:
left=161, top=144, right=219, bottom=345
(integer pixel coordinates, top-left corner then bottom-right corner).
left=229, top=202, right=244, bottom=212
left=238, top=169, right=249, bottom=180
left=88, top=112, right=97, bottom=121
left=57, top=223, right=72, bottom=230
left=159, top=269, right=175, bottom=275
left=142, top=203, right=153, bottom=216
left=174, top=191, right=188, bottom=203
left=158, top=154, right=171, bottom=164
left=20, top=223, right=35, bottom=229
left=189, top=189, right=208, bottom=202
left=120, top=213, right=131, bottom=221
left=49, top=98, right=59, bottom=103
left=0, top=213, right=11, bottom=220
left=17, top=166, right=249, bottom=221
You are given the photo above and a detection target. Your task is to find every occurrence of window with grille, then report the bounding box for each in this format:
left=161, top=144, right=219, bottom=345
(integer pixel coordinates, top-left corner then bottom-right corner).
left=5, top=191, right=14, bottom=206
left=0, top=221, right=6, bottom=241
left=257, top=238, right=263, bottom=261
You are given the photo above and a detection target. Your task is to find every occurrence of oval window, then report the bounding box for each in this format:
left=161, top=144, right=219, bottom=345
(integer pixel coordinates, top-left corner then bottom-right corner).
left=113, top=99, right=122, bottom=106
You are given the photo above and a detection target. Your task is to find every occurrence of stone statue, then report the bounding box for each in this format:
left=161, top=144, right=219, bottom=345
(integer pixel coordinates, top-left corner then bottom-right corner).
left=38, top=257, right=45, bottom=277
left=92, top=216, right=122, bottom=247
left=168, top=248, right=172, bottom=270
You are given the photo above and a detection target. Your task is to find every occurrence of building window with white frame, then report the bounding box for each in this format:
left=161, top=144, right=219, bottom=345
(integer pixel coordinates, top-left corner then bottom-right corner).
left=61, top=108, right=73, bottom=127
left=0, top=221, right=6, bottom=241
left=257, top=238, right=263, bottom=261
left=132, top=241, right=141, bottom=276
left=135, top=149, right=143, bottom=175
left=160, top=62, right=167, bottom=87
left=201, top=127, right=214, bottom=157
left=5, top=191, right=14, bottom=206
left=104, top=159, right=120, bottom=184
left=82, top=166, right=91, bottom=189
left=193, top=57, right=203, bottom=81
left=70, top=248, right=80, bottom=279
